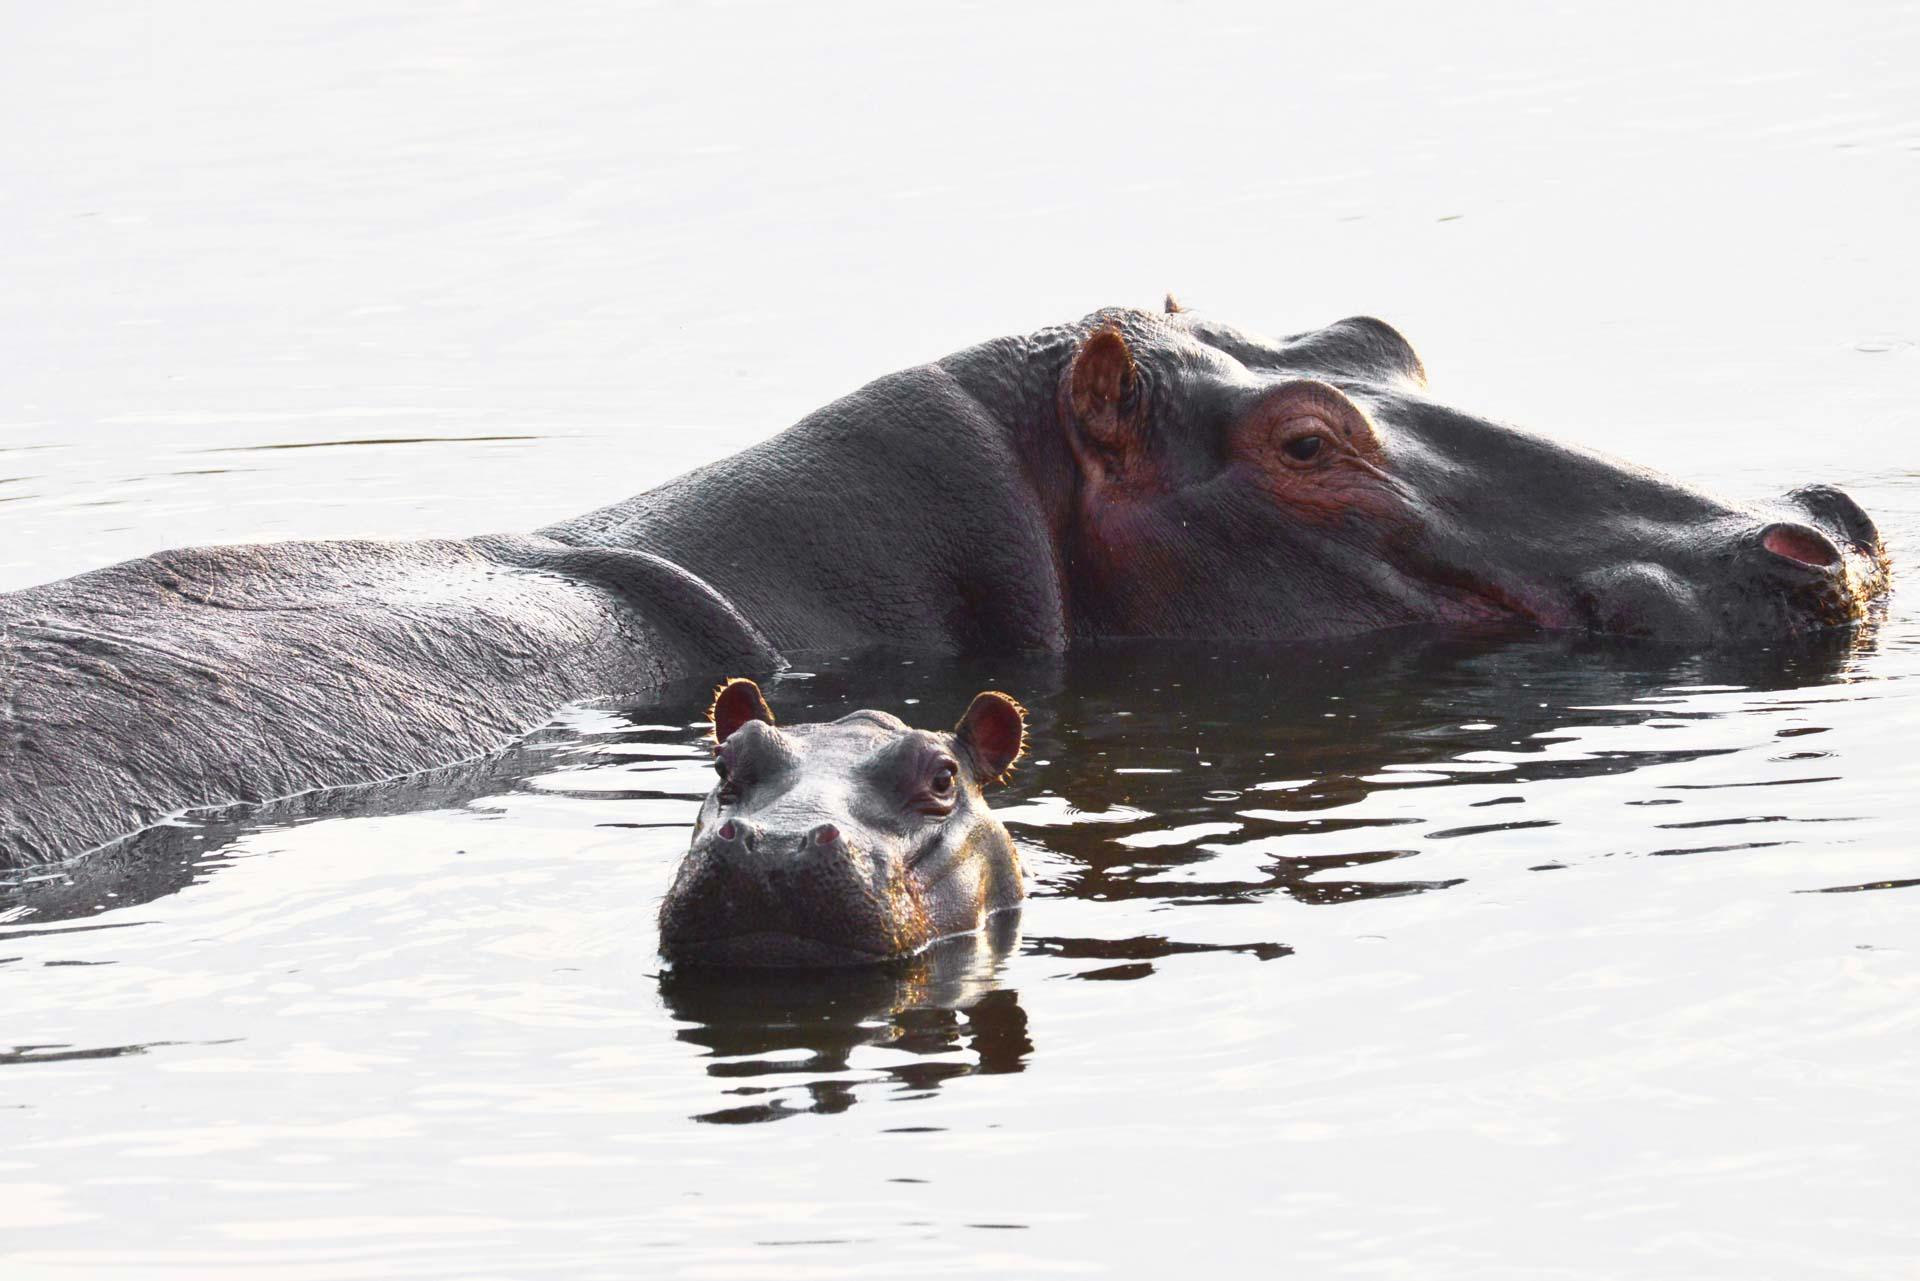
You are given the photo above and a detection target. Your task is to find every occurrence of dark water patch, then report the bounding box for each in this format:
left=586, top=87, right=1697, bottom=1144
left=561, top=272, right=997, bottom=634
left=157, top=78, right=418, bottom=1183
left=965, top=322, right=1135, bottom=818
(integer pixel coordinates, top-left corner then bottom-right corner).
left=0, top=919, right=152, bottom=943
left=1291, top=875, right=1468, bottom=904
left=697, top=1101, right=812, bottom=1125
left=3, top=1038, right=240, bottom=1066
left=1426, top=819, right=1559, bottom=839
left=1658, top=814, right=1795, bottom=829
left=1648, top=841, right=1794, bottom=858
left=195, top=434, right=545, bottom=453
left=525, top=786, right=686, bottom=802
left=1025, top=934, right=1292, bottom=964
left=1075, top=962, right=1156, bottom=981
left=1802, top=876, right=1920, bottom=894
left=1661, top=776, right=1841, bottom=790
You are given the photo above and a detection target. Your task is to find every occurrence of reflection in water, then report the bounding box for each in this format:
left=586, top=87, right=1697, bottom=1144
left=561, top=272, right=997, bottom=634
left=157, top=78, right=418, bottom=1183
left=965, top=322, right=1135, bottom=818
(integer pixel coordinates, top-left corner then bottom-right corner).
left=1, top=1038, right=240, bottom=1067
left=1806, top=875, right=1920, bottom=894
left=1025, top=933, right=1292, bottom=981
left=993, top=628, right=1875, bottom=918
left=0, top=720, right=586, bottom=928
left=0, top=622, right=1889, bottom=1125
left=650, top=626, right=1881, bottom=1117
left=659, top=917, right=1029, bottom=1124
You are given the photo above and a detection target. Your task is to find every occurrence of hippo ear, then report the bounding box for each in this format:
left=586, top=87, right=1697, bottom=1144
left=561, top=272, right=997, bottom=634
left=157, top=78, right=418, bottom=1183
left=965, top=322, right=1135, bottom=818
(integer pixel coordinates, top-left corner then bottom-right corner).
left=954, top=691, right=1027, bottom=786
left=710, top=678, right=774, bottom=745
left=1067, top=327, right=1145, bottom=460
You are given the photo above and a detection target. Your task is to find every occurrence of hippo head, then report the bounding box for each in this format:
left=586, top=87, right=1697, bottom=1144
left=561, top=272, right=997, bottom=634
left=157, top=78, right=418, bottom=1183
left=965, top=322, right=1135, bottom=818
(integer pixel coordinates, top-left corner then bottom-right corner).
left=657, top=679, right=1027, bottom=967
left=1057, top=304, right=1890, bottom=642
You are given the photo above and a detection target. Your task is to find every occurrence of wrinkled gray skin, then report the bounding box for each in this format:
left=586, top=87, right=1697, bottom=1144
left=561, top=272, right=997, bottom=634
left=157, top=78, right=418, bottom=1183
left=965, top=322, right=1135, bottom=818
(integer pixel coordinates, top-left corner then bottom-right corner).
left=658, top=681, right=1027, bottom=967
left=0, top=303, right=1890, bottom=867
left=0, top=536, right=781, bottom=867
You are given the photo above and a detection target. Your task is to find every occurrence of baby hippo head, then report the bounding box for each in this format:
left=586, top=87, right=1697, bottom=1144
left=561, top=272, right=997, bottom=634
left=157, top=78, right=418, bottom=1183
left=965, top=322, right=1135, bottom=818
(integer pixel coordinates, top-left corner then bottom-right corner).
left=658, top=679, right=1028, bottom=968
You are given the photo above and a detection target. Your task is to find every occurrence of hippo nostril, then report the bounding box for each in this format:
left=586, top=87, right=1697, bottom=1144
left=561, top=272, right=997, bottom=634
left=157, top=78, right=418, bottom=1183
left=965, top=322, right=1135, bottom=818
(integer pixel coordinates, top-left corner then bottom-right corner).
left=1760, top=522, right=1841, bottom=570
left=717, top=820, right=738, bottom=842
left=811, top=823, right=841, bottom=848
left=1788, top=484, right=1881, bottom=555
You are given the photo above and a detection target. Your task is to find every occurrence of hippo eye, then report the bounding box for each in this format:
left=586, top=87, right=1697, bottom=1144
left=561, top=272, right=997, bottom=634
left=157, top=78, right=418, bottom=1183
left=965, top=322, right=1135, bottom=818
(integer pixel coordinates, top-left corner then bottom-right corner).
left=929, top=761, right=958, bottom=798
left=1281, top=432, right=1326, bottom=464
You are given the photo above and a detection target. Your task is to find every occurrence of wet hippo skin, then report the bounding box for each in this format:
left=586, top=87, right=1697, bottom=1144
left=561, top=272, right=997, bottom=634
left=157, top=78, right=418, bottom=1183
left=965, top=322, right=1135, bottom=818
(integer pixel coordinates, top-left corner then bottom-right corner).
left=658, top=679, right=1027, bottom=967
left=0, top=303, right=1891, bottom=866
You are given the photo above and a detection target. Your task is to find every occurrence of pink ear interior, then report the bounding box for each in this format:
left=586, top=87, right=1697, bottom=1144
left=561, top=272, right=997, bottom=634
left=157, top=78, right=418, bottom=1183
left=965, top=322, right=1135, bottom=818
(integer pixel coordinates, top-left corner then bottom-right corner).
left=710, top=678, right=774, bottom=743
left=955, top=691, right=1027, bottom=784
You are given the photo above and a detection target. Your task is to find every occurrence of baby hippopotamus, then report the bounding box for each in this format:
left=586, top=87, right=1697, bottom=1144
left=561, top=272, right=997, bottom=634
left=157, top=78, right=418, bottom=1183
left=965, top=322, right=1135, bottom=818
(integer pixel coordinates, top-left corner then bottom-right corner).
left=657, top=678, right=1028, bottom=967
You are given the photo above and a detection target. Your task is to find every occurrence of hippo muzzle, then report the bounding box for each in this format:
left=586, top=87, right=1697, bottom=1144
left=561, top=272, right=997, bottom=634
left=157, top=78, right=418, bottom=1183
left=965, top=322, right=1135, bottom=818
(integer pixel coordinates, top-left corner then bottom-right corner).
left=1560, top=484, right=1889, bottom=640
left=1774, top=483, right=1891, bottom=613
left=660, top=815, right=930, bottom=966
left=658, top=679, right=1028, bottom=969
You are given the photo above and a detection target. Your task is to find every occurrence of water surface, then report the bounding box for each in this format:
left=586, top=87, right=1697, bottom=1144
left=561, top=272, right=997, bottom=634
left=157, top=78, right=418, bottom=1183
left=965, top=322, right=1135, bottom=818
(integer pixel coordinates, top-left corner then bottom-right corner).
left=3, top=2, right=1918, bottom=1277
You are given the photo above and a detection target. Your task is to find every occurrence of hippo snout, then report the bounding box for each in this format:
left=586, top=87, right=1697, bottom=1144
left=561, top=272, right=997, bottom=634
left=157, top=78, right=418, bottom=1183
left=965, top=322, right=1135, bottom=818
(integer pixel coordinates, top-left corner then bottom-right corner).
left=1569, top=488, right=1888, bottom=639
left=1771, top=485, right=1891, bottom=627
left=661, top=816, right=903, bottom=966
left=1785, top=484, right=1884, bottom=562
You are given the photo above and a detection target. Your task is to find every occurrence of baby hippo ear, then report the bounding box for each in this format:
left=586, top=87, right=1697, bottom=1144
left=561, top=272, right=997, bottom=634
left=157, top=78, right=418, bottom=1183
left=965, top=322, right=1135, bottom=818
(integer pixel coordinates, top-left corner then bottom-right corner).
left=710, top=678, right=774, bottom=745
left=954, top=691, right=1027, bottom=786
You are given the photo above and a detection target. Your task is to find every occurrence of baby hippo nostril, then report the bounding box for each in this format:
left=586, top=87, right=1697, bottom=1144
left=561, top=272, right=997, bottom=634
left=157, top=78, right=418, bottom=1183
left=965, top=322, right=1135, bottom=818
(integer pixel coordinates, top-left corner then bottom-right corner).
left=810, top=822, right=841, bottom=848
left=1760, top=522, right=1842, bottom=570
left=713, top=818, right=758, bottom=850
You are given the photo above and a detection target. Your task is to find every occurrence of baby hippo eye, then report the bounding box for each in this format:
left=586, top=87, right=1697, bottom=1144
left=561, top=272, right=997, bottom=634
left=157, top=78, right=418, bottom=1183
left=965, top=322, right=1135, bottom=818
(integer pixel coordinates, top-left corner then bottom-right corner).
left=929, top=759, right=958, bottom=798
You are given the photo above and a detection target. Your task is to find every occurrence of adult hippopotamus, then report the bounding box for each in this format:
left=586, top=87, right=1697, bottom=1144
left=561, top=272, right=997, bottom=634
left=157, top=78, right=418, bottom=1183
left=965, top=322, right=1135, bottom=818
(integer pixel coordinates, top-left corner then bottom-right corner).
left=658, top=679, right=1027, bottom=966
left=0, top=303, right=1890, bottom=867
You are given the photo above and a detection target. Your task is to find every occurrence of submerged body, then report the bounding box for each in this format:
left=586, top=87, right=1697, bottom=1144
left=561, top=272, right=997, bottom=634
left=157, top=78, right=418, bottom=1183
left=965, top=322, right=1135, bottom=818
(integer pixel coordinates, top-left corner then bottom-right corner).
left=658, top=679, right=1028, bottom=967
left=0, top=303, right=1892, bottom=866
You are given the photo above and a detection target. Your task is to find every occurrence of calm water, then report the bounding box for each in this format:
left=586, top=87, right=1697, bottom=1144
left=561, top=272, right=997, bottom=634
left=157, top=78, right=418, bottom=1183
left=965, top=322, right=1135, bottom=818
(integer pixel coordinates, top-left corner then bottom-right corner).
left=4, top=2, right=1919, bottom=1277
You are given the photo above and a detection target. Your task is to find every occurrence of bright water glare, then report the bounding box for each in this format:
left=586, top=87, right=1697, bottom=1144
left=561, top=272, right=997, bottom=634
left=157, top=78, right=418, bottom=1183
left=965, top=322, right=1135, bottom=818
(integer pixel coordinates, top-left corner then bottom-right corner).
left=3, top=2, right=1918, bottom=1277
